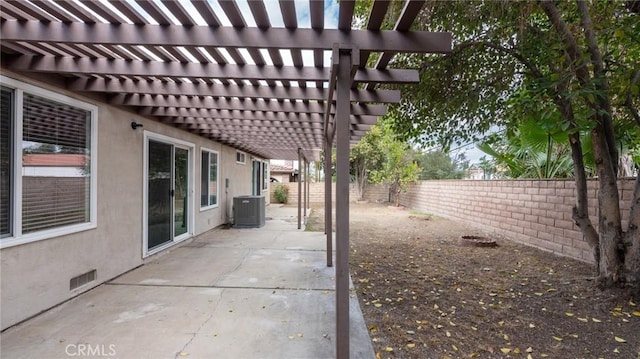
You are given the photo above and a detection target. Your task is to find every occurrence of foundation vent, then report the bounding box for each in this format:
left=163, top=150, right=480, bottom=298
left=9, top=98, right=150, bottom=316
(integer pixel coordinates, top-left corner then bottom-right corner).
left=70, top=269, right=96, bottom=290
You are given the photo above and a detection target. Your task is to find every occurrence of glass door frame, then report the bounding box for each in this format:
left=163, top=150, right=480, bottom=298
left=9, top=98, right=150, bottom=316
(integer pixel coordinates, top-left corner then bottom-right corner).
left=252, top=159, right=262, bottom=196
left=143, top=132, right=194, bottom=257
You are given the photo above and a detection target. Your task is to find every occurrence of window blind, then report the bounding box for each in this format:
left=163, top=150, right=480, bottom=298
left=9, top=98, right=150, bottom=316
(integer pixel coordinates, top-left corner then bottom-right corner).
left=21, top=94, right=91, bottom=233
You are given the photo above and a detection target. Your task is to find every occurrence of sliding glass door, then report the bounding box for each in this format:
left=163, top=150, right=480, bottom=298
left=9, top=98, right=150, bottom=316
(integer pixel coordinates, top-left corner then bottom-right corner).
left=146, top=138, right=191, bottom=254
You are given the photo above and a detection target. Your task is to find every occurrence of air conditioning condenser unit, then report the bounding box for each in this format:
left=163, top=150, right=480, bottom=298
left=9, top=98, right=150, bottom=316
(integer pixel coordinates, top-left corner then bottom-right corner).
left=233, top=196, right=265, bottom=228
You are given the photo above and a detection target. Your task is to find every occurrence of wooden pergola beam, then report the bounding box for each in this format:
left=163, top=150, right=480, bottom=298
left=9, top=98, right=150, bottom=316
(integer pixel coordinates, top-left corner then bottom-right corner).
left=1, top=20, right=453, bottom=53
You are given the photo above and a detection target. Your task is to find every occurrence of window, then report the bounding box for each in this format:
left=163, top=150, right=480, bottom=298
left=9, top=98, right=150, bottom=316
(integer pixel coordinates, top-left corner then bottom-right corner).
left=0, top=76, right=97, bottom=248
left=236, top=151, right=246, bottom=164
left=201, top=149, right=218, bottom=208
left=1, top=88, right=12, bottom=239
left=262, top=162, right=268, bottom=190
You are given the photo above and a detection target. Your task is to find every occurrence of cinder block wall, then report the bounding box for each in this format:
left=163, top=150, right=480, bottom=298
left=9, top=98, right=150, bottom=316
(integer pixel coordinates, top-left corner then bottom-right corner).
left=269, top=183, right=362, bottom=205
left=364, top=179, right=635, bottom=263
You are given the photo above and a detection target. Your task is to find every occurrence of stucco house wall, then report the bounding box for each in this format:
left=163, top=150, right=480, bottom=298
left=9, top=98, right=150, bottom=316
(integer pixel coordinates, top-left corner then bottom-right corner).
left=0, top=70, right=269, bottom=330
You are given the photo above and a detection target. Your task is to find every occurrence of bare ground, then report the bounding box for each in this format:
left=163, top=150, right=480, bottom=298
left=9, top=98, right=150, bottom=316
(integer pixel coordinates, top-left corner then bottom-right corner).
left=305, top=202, right=640, bottom=359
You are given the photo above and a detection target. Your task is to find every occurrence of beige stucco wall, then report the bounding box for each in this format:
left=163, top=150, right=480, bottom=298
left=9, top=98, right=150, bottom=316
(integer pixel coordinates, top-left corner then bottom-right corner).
left=0, top=70, right=269, bottom=330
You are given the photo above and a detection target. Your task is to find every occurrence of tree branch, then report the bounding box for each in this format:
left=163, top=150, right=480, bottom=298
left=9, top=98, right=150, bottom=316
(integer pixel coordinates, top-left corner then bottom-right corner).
left=444, top=41, right=545, bottom=79
left=577, top=0, right=619, bottom=172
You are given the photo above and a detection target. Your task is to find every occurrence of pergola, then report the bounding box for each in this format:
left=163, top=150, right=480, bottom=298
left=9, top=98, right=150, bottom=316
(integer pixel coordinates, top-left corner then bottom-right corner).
left=0, top=1, right=451, bottom=357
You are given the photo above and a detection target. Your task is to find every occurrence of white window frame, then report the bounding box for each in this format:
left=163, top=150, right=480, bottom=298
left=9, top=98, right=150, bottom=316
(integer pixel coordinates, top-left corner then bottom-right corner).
left=0, top=75, right=98, bottom=249
left=200, top=147, right=219, bottom=210
left=235, top=150, right=246, bottom=165
left=262, top=161, right=269, bottom=191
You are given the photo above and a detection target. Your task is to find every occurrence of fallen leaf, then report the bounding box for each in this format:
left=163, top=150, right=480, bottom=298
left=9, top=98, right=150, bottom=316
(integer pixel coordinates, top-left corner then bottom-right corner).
left=614, top=336, right=626, bottom=343
left=527, top=355, right=533, bottom=359
left=297, top=333, right=303, bottom=338
left=632, top=311, right=640, bottom=317
left=526, top=347, right=533, bottom=353
left=500, top=348, right=511, bottom=354
left=552, top=336, right=563, bottom=342
left=613, top=348, right=620, bottom=353
left=513, top=348, right=522, bottom=354
left=446, top=330, right=451, bottom=337
left=452, top=344, right=458, bottom=351
left=570, top=334, right=578, bottom=338
left=534, top=292, right=544, bottom=296
left=288, top=335, right=295, bottom=339
left=406, top=343, right=415, bottom=348
left=578, top=317, right=588, bottom=322
left=179, top=353, right=189, bottom=357
left=471, top=326, right=478, bottom=331
left=384, top=347, right=393, bottom=352
left=592, top=318, right=602, bottom=323
left=374, top=303, right=382, bottom=308
left=565, top=312, right=574, bottom=317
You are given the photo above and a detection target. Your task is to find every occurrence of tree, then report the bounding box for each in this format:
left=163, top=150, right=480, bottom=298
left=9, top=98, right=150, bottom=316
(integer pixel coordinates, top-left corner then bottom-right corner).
left=416, top=150, right=466, bottom=179
left=477, top=120, right=579, bottom=179
left=368, top=121, right=421, bottom=206
left=350, top=124, right=384, bottom=200
left=477, top=156, right=497, bottom=179
left=382, top=1, right=639, bottom=288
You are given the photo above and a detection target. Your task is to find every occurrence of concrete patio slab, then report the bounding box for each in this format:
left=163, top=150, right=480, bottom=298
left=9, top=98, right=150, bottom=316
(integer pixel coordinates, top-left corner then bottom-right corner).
left=0, top=205, right=374, bottom=359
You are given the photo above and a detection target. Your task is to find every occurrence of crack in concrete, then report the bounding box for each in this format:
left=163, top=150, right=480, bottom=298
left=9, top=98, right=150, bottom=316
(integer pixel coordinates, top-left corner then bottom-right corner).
left=173, top=288, right=226, bottom=359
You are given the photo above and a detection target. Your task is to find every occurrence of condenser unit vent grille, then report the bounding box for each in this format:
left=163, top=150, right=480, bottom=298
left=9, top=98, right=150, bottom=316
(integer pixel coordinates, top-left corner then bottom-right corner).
left=233, top=196, right=265, bottom=228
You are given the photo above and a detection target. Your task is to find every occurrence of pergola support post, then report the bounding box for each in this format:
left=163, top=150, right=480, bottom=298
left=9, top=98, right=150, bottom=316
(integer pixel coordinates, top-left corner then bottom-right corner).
left=335, top=47, right=352, bottom=359
left=303, top=160, right=307, bottom=219
left=297, top=148, right=302, bottom=230
left=324, top=137, right=333, bottom=267
left=306, top=162, right=310, bottom=215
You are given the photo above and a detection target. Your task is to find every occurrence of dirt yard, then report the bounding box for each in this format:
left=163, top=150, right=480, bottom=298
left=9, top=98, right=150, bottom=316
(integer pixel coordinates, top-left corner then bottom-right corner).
left=306, top=202, right=640, bottom=359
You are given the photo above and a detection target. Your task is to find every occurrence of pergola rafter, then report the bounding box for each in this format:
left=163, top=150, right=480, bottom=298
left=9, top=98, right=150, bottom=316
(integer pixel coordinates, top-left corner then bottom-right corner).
left=8, top=55, right=420, bottom=84
left=69, top=78, right=402, bottom=103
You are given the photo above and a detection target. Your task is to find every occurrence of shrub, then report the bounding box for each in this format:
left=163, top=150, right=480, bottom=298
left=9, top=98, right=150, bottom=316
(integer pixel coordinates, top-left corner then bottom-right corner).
left=274, top=185, right=289, bottom=204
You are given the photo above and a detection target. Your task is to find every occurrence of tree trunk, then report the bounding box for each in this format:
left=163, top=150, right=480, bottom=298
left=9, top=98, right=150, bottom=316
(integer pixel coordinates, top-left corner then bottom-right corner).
left=541, top=0, right=626, bottom=286
left=624, top=172, right=640, bottom=287
left=555, top=93, right=600, bottom=266
left=592, top=126, right=624, bottom=286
